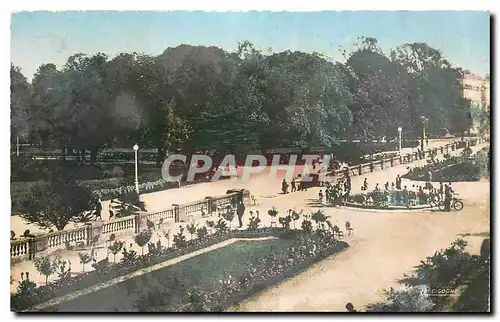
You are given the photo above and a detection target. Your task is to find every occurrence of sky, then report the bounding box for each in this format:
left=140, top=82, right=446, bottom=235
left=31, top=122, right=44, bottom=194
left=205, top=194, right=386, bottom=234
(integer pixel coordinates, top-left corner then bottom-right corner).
left=10, top=11, right=490, bottom=80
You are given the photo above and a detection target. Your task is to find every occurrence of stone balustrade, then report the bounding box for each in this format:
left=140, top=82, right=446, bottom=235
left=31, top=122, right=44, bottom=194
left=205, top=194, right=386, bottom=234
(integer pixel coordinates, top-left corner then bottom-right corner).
left=101, top=215, right=136, bottom=235
left=326, top=139, right=474, bottom=183
left=11, top=138, right=482, bottom=261
left=147, top=208, right=175, bottom=225
left=11, top=238, right=32, bottom=260
left=45, top=226, right=89, bottom=249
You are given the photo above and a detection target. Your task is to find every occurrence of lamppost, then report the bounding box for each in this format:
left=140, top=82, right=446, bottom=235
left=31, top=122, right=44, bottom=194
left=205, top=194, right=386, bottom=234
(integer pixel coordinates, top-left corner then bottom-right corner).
left=397, top=127, right=402, bottom=153
left=420, top=116, right=428, bottom=151
left=133, top=144, right=139, bottom=194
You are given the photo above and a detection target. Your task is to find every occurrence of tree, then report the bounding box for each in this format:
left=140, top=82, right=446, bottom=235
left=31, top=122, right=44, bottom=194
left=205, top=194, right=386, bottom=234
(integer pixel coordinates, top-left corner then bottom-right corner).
left=346, top=40, right=414, bottom=140
left=186, top=223, right=198, bottom=240
left=114, top=192, right=146, bottom=218
left=134, top=230, right=153, bottom=256
left=20, top=170, right=94, bottom=231
left=63, top=53, right=114, bottom=164
left=311, top=210, right=328, bottom=230
left=78, top=251, right=93, bottom=273
left=29, top=63, right=71, bottom=152
left=34, top=255, right=59, bottom=285
left=108, top=240, right=124, bottom=263
left=10, top=65, right=32, bottom=144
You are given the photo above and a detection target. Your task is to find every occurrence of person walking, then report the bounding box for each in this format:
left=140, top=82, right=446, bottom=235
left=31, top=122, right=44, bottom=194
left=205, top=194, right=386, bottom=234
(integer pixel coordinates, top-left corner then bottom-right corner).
left=395, top=175, right=402, bottom=190
left=363, top=178, right=368, bottom=191
left=237, top=202, right=246, bottom=228
left=108, top=200, right=115, bottom=220
left=281, top=178, right=288, bottom=194
left=318, top=190, right=324, bottom=204
left=95, top=198, right=102, bottom=220
left=291, top=178, right=297, bottom=192
left=444, top=184, right=451, bottom=211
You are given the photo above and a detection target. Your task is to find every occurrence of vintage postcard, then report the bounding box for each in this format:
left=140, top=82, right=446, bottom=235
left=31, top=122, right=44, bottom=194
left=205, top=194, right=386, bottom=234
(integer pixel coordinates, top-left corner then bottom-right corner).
left=9, top=10, right=490, bottom=312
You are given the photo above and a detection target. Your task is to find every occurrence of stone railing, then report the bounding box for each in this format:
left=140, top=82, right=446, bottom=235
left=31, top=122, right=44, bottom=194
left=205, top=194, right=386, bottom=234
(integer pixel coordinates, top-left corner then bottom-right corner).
left=147, top=208, right=175, bottom=225
left=11, top=190, right=246, bottom=261
left=326, top=138, right=484, bottom=183
left=11, top=138, right=485, bottom=261
left=11, top=238, right=33, bottom=260
left=101, top=215, right=136, bottom=235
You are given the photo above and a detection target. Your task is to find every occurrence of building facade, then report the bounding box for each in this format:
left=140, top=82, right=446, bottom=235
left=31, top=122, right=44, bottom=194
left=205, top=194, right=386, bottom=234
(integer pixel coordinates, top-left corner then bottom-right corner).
left=461, top=71, right=490, bottom=133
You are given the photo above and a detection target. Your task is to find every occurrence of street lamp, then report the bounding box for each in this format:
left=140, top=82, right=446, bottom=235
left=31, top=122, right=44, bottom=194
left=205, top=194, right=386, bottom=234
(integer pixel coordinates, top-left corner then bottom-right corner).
left=133, top=144, right=139, bottom=194
left=420, top=116, right=428, bottom=151
left=397, top=127, right=402, bottom=153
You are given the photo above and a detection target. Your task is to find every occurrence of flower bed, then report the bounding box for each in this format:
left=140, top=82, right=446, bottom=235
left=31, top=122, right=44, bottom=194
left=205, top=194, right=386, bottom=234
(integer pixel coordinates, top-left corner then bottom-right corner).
left=91, top=179, right=178, bottom=200
left=91, top=176, right=218, bottom=200
left=10, top=227, right=288, bottom=311
left=136, top=230, right=349, bottom=312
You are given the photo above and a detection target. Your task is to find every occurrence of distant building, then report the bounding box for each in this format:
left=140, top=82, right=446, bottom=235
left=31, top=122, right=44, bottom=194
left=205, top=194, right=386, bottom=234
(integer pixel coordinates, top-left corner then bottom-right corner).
left=461, top=71, right=490, bottom=133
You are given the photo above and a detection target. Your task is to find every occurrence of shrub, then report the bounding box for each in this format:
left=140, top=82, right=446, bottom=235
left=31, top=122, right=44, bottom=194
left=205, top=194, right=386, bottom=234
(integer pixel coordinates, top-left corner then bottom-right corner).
left=221, top=208, right=235, bottom=230
left=311, top=210, right=328, bottom=230
left=134, top=230, right=153, bottom=256
left=278, top=215, right=292, bottom=230
left=196, top=226, right=209, bottom=241
left=206, top=221, right=215, bottom=234
left=17, top=272, right=37, bottom=294
left=247, top=216, right=261, bottom=231
left=291, top=210, right=301, bottom=229
left=214, top=218, right=229, bottom=235
left=301, top=217, right=313, bottom=234
left=367, top=286, right=435, bottom=312
left=173, top=226, right=188, bottom=250
left=186, top=223, right=198, bottom=240
left=121, top=244, right=139, bottom=266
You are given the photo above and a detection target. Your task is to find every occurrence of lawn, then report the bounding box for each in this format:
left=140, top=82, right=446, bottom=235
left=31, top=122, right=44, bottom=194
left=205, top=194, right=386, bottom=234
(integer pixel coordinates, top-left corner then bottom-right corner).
left=46, top=238, right=293, bottom=312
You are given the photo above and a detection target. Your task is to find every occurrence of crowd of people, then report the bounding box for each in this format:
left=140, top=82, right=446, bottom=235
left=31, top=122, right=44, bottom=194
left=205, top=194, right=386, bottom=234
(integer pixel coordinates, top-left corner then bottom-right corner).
left=356, top=175, right=457, bottom=210
left=318, top=175, right=352, bottom=206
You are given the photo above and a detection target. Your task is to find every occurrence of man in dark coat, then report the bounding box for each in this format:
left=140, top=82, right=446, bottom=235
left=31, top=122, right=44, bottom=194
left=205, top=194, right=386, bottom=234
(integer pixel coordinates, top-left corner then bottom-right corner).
left=237, top=202, right=246, bottom=228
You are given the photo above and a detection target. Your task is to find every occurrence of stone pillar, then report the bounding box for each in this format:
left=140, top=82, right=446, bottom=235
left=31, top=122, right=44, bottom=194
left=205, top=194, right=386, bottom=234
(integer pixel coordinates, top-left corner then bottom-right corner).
left=370, top=162, right=374, bottom=172
left=90, top=222, right=104, bottom=246
left=34, top=235, right=49, bottom=257
left=173, top=204, right=187, bottom=222
left=242, top=189, right=252, bottom=207
left=381, top=159, right=384, bottom=169
left=390, top=157, right=394, bottom=167
left=205, top=197, right=214, bottom=214
left=85, top=223, right=93, bottom=246
left=172, top=204, right=180, bottom=223
left=135, top=211, right=149, bottom=233
left=27, top=237, right=36, bottom=260
left=358, top=164, right=362, bottom=176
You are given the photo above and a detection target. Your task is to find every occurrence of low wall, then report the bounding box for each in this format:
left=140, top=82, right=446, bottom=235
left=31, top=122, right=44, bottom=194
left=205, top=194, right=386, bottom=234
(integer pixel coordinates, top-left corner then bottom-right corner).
left=10, top=191, right=246, bottom=261
left=324, top=138, right=483, bottom=183
left=10, top=138, right=484, bottom=261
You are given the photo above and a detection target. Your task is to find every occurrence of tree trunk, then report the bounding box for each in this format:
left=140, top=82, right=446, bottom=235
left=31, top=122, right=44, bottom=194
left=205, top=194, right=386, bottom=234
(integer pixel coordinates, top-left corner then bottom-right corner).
left=81, top=149, right=86, bottom=163
left=61, top=147, right=66, bottom=161
left=90, top=147, right=98, bottom=165
left=156, top=146, right=165, bottom=166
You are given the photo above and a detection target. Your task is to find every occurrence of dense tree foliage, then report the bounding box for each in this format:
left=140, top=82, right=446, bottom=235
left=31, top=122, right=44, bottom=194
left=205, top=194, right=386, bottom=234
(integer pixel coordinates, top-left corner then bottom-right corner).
left=11, top=38, right=475, bottom=163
